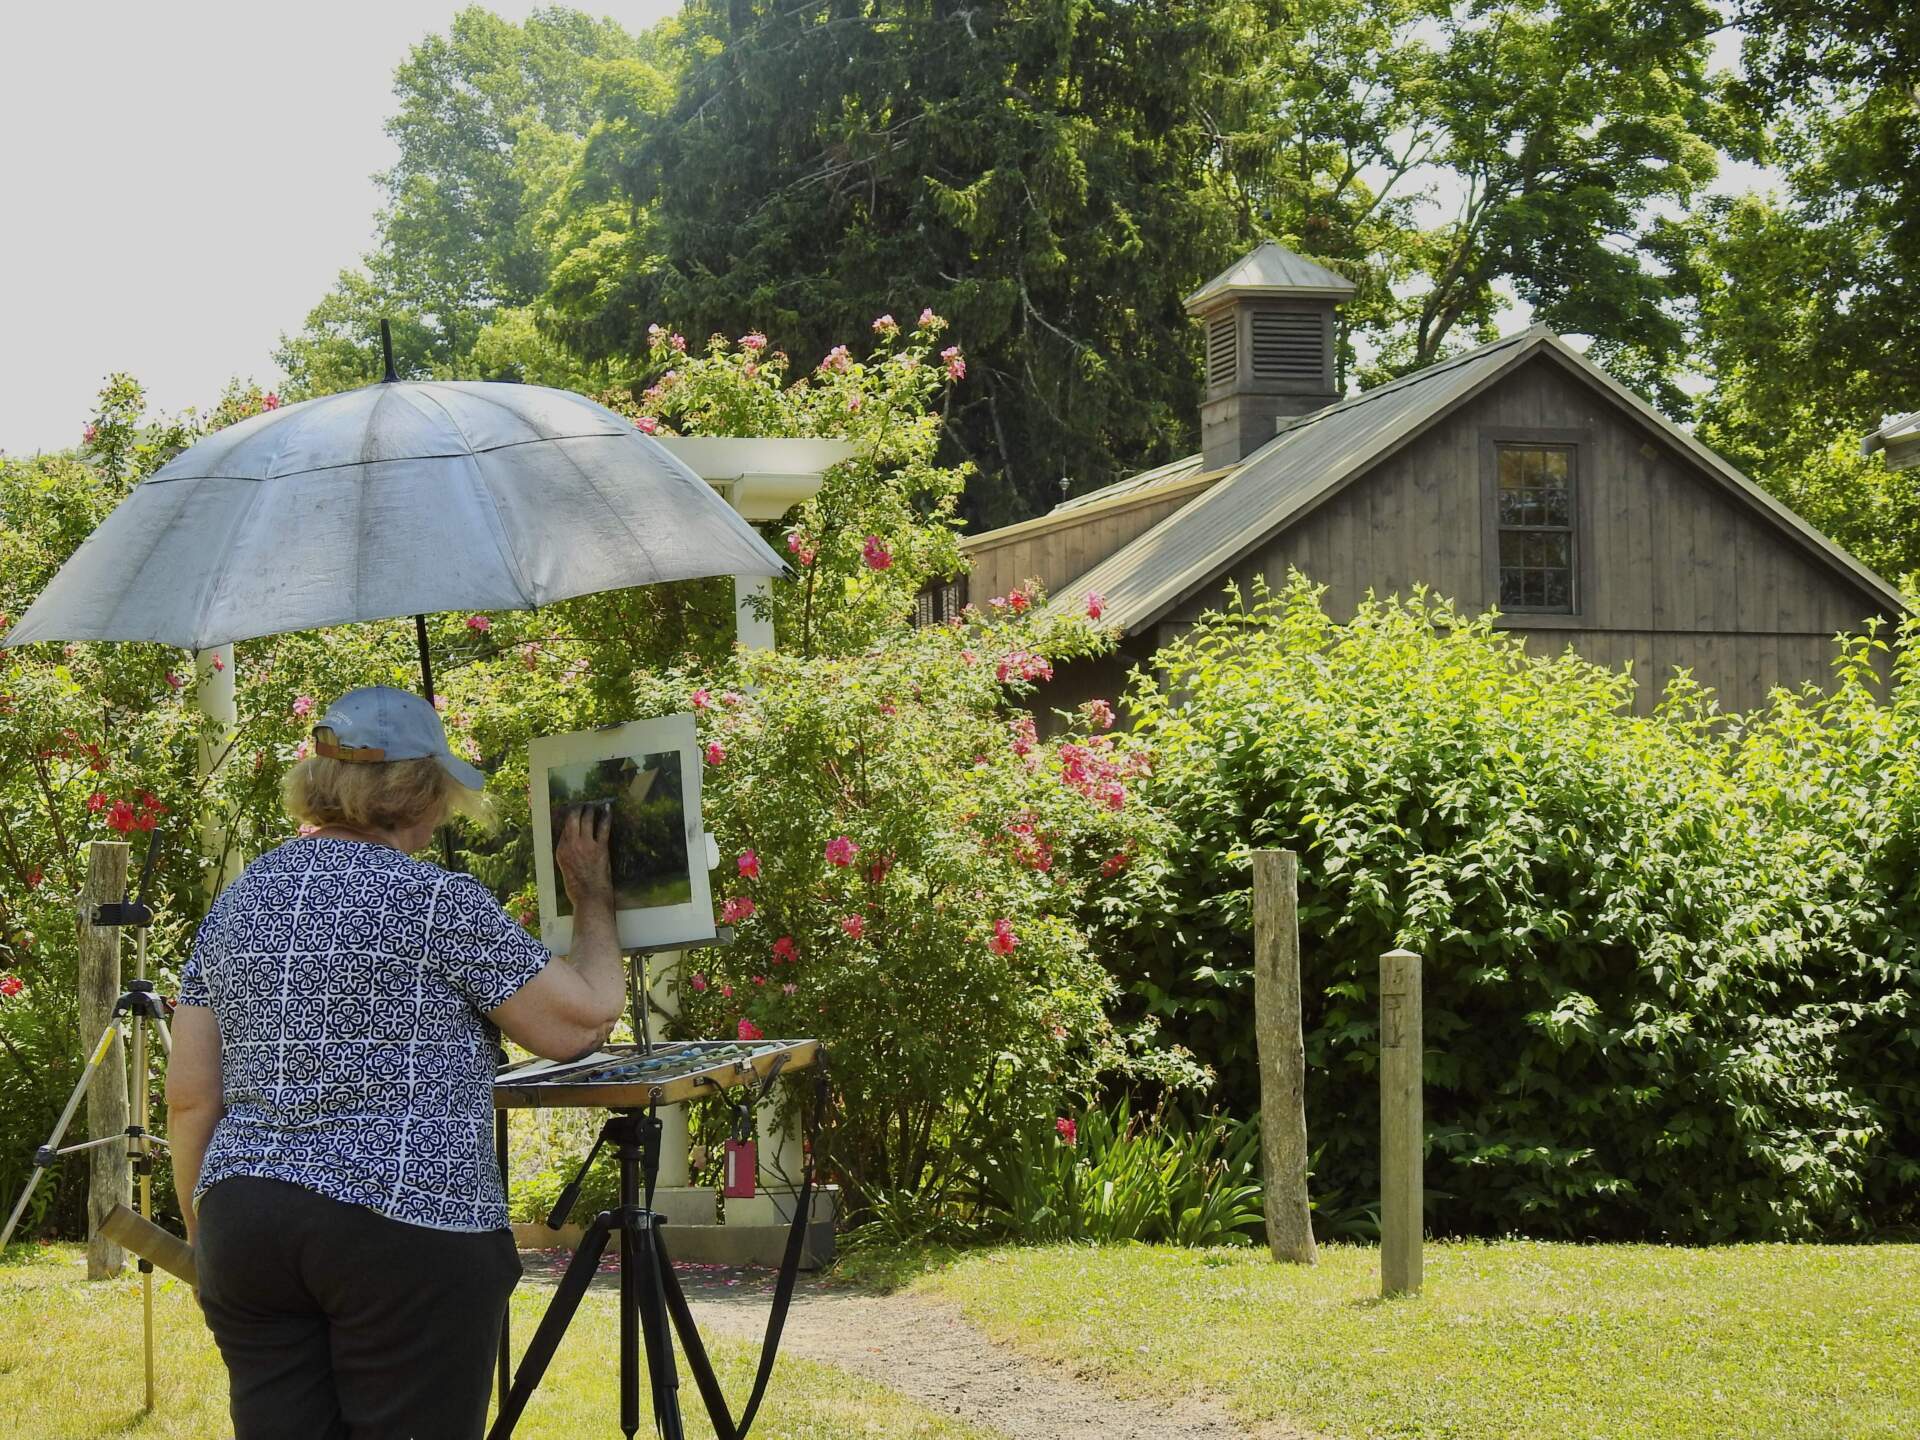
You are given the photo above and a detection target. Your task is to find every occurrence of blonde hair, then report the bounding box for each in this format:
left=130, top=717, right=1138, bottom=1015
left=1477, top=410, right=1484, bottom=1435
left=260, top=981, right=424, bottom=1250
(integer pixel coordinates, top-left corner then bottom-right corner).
left=282, top=756, right=494, bottom=834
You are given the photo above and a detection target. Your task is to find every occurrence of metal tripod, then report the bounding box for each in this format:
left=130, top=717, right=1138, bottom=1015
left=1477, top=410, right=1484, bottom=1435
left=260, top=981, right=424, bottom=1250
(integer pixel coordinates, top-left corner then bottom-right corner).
left=0, top=840, right=172, bottom=1413
left=488, top=1108, right=684, bottom=1440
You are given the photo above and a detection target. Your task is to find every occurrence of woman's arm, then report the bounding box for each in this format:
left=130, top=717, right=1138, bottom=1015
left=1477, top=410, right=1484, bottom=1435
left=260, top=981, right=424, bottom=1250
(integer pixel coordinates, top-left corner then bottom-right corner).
left=488, top=806, right=627, bottom=1060
left=164, top=1005, right=223, bottom=1245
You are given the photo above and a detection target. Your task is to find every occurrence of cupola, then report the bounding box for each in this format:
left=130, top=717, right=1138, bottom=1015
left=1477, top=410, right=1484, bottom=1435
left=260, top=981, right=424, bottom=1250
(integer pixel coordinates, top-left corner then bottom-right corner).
left=1185, top=240, right=1354, bottom=469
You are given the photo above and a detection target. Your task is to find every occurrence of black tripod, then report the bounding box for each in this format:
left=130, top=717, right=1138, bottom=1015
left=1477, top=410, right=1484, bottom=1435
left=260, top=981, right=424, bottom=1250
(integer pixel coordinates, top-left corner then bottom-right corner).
left=490, top=1108, right=686, bottom=1440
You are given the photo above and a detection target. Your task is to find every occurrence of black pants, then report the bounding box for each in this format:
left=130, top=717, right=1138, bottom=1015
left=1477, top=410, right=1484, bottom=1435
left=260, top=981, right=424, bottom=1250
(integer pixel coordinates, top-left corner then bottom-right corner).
left=196, top=1177, right=521, bottom=1440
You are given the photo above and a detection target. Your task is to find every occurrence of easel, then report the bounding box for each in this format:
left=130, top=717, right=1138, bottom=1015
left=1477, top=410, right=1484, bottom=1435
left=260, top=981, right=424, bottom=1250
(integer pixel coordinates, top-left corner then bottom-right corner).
left=489, top=938, right=823, bottom=1440
left=0, top=831, right=172, bottom=1412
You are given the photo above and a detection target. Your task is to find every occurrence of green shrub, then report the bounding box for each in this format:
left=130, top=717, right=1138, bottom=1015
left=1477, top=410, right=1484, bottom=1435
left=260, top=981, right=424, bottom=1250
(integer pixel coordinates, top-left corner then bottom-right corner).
left=1109, top=573, right=1919, bottom=1241
left=977, top=1100, right=1264, bottom=1247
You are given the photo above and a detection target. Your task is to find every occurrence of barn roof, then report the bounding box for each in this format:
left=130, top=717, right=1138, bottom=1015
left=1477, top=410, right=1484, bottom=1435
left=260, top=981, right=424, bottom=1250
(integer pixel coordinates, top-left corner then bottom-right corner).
left=1043, top=326, right=1906, bottom=632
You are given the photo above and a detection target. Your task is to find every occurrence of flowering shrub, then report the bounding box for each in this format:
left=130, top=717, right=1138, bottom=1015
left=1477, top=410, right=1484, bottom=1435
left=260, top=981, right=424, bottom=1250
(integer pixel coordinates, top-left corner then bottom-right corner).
left=600, top=316, right=969, bottom=658
left=661, top=608, right=1167, bottom=1203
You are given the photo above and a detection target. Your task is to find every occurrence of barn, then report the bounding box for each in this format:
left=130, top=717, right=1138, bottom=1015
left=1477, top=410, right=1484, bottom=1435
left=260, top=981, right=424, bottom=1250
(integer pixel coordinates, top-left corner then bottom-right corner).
left=951, top=242, right=1906, bottom=716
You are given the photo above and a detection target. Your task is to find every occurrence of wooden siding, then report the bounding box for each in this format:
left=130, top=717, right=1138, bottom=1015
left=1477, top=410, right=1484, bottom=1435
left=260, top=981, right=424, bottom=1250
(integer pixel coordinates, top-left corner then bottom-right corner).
left=1164, top=352, right=1895, bottom=715
left=966, top=479, right=1223, bottom=604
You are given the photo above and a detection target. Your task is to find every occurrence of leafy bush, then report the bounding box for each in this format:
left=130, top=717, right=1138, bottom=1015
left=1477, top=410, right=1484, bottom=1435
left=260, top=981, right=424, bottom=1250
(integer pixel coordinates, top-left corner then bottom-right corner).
left=1109, top=574, right=1919, bottom=1241
left=976, top=1099, right=1264, bottom=1247
left=669, top=609, right=1161, bottom=1205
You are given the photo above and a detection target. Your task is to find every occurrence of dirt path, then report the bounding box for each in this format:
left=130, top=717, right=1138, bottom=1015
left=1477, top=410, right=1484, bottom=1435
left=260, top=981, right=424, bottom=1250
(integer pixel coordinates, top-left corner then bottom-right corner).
left=523, top=1253, right=1302, bottom=1440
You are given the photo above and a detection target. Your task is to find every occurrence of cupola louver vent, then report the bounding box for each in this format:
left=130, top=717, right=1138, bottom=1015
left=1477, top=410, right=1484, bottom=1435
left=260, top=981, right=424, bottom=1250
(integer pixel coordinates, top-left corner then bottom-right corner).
left=1249, top=310, right=1324, bottom=381
left=1206, top=314, right=1237, bottom=389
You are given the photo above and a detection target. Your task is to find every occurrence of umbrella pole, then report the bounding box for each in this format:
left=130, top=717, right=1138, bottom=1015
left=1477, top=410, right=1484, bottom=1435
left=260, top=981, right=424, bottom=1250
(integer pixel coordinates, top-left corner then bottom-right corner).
left=413, top=614, right=459, bottom=872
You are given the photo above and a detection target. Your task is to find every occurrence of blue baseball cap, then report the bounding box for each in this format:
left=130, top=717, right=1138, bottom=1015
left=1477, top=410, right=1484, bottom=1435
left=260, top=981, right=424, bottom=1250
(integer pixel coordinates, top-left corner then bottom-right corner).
left=311, top=685, right=485, bottom=790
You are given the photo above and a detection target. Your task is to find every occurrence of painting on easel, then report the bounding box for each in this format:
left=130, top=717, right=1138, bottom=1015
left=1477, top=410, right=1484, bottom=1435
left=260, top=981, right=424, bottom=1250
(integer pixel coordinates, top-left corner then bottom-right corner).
left=529, top=714, right=715, bottom=953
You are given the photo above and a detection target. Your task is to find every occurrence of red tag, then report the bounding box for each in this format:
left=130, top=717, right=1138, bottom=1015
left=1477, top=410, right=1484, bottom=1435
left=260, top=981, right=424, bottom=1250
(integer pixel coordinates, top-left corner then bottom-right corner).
left=723, top=1139, right=757, bottom=1199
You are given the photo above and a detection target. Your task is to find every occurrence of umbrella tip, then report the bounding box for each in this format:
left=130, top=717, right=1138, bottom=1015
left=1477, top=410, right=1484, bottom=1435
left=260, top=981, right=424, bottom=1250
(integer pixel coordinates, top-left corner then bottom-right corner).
left=379, top=319, right=398, bottom=384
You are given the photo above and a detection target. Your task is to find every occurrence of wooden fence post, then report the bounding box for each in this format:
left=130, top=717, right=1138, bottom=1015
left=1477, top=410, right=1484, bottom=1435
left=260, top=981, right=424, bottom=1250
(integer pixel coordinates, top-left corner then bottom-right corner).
left=76, top=840, right=131, bottom=1280
left=1253, top=850, right=1316, bottom=1264
left=1379, top=948, right=1423, bottom=1297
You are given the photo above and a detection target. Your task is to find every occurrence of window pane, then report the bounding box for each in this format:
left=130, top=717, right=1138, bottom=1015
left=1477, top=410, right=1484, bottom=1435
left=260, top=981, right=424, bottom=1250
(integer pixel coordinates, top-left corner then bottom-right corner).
left=1542, top=449, right=1570, bottom=481
left=1540, top=532, right=1571, bottom=568
left=1523, top=570, right=1546, bottom=606
left=1543, top=487, right=1570, bottom=526
left=1543, top=569, right=1571, bottom=609
left=1499, top=449, right=1525, bottom=488
left=1500, top=568, right=1526, bottom=606
left=1500, top=531, right=1525, bottom=565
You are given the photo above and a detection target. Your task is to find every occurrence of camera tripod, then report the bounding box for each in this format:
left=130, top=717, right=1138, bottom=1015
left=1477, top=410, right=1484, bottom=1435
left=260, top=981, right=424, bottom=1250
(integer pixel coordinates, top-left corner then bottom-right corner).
left=0, top=833, right=172, bottom=1412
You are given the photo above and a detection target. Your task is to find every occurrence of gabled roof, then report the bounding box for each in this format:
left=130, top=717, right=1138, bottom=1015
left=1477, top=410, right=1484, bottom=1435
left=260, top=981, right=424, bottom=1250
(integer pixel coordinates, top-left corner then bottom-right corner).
left=1184, top=241, right=1356, bottom=310
left=1047, top=326, right=1906, bottom=633
left=1863, top=411, right=1920, bottom=471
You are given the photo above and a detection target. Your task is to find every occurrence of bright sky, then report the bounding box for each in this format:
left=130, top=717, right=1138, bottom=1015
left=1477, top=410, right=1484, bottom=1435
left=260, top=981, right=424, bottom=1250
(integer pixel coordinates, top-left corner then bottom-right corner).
left=0, top=7, right=1768, bottom=457
left=0, top=1, right=679, bottom=458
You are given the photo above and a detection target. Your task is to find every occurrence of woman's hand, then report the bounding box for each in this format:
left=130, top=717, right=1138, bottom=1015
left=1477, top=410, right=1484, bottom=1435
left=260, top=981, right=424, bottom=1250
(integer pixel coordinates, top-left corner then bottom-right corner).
left=556, top=804, right=614, bottom=912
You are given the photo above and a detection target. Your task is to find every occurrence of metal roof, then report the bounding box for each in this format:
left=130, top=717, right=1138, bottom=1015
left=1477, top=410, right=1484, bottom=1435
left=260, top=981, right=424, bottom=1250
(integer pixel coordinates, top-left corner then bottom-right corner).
left=1184, top=241, right=1356, bottom=310
left=1047, top=326, right=1907, bottom=633
left=1050, top=454, right=1211, bottom=514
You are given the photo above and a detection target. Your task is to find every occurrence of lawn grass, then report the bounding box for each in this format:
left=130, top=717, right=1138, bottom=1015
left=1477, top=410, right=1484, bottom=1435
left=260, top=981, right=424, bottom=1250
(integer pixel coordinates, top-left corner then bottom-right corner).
left=0, top=1245, right=987, bottom=1439
left=912, top=1239, right=1920, bottom=1440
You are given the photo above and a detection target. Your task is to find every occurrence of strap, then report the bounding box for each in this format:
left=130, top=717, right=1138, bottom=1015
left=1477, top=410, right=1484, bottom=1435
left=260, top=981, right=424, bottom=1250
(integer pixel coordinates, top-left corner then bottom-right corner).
left=658, top=1058, right=828, bottom=1440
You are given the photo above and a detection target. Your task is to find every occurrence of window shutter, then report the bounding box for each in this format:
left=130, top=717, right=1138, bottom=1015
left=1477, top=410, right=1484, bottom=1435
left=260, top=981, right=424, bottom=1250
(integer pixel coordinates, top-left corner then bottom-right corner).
left=1205, top=314, right=1236, bottom=389
left=1249, top=310, right=1324, bottom=381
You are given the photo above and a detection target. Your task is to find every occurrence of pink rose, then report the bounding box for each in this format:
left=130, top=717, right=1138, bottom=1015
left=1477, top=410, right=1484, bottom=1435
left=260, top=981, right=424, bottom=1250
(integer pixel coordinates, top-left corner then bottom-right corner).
left=824, top=835, right=859, bottom=867
left=738, top=1017, right=764, bottom=1042
left=940, top=345, right=965, bottom=381
left=721, top=895, right=756, bottom=925
left=989, top=918, right=1017, bottom=955
left=291, top=695, right=315, bottom=718
left=692, top=688, right=712, bottom=710
left=636, top=416, right=660, bottom=435
left=737, top=849, right=760, bottom=880
left=1055, top=1117, right=1077, bottom=1146
left=772, top=935, right=797, bottom=963
left=740, top=332, right=768, bottom=352
left=840, top=914, right=866, bottom=940
left=689, top=972, right=708, bottom=993
left=466, top=614, right=491, bottom=633
left=872, top=314, right=897, bottom=333
left=706, top=741, right=726, bottom=766
left=861, top=536, right=892, bottom=571
left=0, top=975, right=23, bottom=1000
left=1086, top=591, right=1106, bottom=621
left=919, top=308, right=937, bottom=326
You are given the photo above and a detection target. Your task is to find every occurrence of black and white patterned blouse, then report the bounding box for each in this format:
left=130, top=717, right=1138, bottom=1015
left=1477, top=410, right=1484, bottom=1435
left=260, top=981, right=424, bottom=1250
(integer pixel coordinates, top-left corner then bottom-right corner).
left=179, top=837, right=550, bottom=1231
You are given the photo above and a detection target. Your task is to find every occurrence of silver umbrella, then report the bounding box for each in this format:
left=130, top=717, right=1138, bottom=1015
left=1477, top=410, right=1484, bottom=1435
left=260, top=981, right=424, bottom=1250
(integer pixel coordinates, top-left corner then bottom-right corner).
left=4, top=369, right=784, bottom=656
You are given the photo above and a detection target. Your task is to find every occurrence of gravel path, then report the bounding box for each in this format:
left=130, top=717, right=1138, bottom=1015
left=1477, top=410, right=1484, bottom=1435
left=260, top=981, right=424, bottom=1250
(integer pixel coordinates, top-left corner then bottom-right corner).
left=521, top=1253, right=1305, bottom=1440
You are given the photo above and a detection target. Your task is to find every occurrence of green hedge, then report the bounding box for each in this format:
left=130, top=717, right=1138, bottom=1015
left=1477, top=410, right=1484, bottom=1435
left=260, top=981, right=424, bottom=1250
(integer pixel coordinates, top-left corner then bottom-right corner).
left=1106, top=575, right=1920, bottom=1241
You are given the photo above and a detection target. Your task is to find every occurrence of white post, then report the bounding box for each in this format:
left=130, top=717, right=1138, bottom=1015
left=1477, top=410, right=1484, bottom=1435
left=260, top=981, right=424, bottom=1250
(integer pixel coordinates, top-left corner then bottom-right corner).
left=647, top=956, right=691, bottom=1188
left=194, top=645, right=241, bottom=898
left=734, top=575, right=775, bottom=652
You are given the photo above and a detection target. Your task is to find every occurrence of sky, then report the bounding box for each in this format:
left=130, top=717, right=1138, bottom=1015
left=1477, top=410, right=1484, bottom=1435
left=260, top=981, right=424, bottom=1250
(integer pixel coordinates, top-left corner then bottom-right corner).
left=0, top=1, right=679, bottom=457
left=0, top=7, right=1770, bottom=458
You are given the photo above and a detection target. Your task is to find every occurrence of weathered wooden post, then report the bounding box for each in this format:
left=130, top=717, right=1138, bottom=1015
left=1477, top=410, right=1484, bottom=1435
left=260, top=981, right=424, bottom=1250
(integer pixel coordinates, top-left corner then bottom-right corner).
left=1253, top=850, right=1316, bottom=1264
left=76, top=840, right=131, bottom=1280
left=1379, top=947, right=1423, bottom=1297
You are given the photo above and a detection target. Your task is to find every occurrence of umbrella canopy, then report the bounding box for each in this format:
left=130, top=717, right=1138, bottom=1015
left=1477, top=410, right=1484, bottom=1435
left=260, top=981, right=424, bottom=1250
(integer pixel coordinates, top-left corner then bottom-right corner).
left=3, top=379, right=786, bottom=652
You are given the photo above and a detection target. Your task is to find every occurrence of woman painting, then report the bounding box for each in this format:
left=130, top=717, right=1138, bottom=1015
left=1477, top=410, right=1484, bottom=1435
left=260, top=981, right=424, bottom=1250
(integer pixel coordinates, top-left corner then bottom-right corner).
left=166, top=685, right=627, bottom=1439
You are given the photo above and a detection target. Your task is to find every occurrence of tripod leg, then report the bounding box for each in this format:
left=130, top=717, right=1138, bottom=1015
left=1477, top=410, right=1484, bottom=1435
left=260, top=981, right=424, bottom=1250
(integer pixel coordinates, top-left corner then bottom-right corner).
left=621, top=1207, right=639, bottom=1438
left=0, top=1022, right=125, bottom=1251
left=487, top=1210, right=618, bottom=1440
left=133, top=1006, right=155, bottom=1413
left=634, top=1218, right=685, bottom=1440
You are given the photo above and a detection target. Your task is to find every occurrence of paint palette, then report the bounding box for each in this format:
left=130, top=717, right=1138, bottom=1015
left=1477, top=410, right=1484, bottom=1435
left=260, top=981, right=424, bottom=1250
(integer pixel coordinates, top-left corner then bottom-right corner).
left=493, top=1038, right=819, bottom=1109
